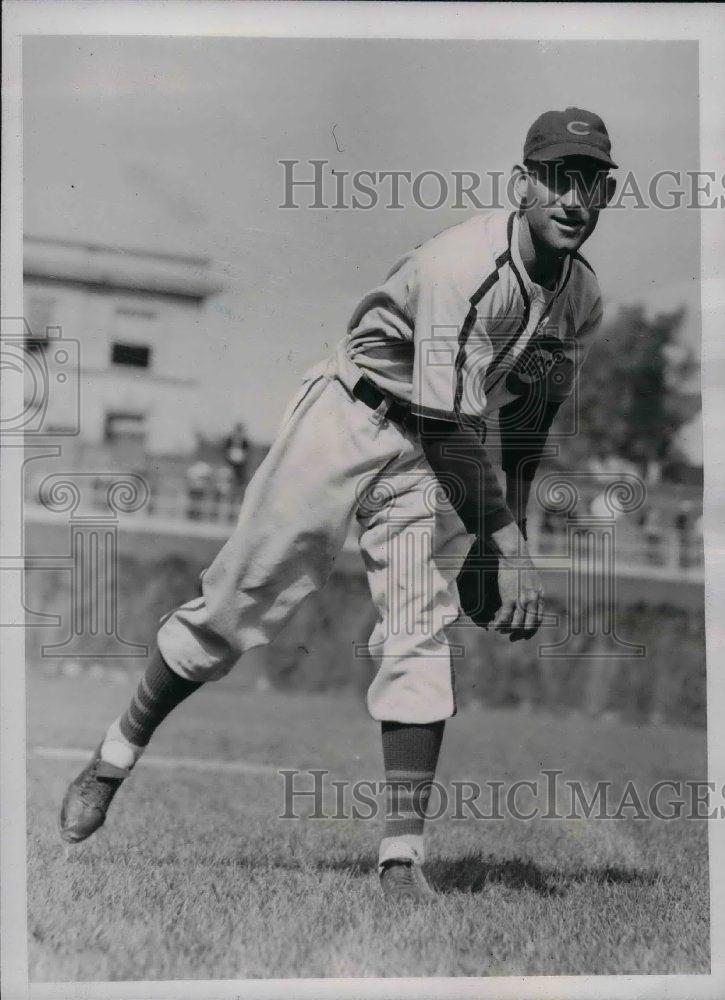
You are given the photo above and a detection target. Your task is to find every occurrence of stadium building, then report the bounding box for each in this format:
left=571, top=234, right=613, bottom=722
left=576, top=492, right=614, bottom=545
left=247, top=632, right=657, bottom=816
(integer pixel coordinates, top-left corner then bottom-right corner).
left=23, top=234, right=222, bottom=460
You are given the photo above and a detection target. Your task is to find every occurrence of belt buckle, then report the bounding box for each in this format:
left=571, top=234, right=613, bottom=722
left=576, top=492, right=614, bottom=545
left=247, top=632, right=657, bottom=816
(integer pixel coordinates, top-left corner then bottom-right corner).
left=369, top=398, right=390, bottom=427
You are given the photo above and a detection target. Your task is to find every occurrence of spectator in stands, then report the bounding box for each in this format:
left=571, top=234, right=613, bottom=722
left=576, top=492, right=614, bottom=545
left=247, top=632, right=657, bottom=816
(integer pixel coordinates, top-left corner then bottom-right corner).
left=224, top=422, right=249, bottom=492
left=587, top=449, right=638, bottom=478
left=638, top=507, right=664, bottom=566
left=675, top=500, right=694, bottom=569
left=212, top=466, right=238, bottom=523
left=186, top=460, right=213, bottom=521
left=694, top=514, right=704, bottom=556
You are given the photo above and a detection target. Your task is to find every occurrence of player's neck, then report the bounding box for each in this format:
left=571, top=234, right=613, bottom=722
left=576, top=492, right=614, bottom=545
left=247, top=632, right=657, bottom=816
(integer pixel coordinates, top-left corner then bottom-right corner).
left=517, top=214, right=567, bottom=292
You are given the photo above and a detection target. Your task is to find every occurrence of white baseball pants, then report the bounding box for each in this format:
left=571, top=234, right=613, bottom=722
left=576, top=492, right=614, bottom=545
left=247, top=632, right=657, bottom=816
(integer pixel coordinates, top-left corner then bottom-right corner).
left=157, top=342, right=474, bottom=723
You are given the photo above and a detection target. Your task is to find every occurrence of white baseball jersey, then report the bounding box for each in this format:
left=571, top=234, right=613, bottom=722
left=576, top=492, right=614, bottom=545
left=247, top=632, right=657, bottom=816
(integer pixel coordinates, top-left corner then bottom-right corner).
left=158, top=210, right=605, bottom=732
left=159, top=342, right=467, bottom=725
left=345, top=210, right=603, bottom=425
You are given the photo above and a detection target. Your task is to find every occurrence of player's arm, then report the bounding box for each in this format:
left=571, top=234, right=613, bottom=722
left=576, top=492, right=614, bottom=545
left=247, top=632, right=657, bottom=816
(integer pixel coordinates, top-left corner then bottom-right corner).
left=500, top=394, right=563, bottom=539
left=418, top=416, right=514, bottom=536
left=408, top=249, right=543, bottom=639
left=500, top=294, right=605, bottom=531
left=419, top=419, right=544, bottom=641
left=406, top=251, right=515, bottom=537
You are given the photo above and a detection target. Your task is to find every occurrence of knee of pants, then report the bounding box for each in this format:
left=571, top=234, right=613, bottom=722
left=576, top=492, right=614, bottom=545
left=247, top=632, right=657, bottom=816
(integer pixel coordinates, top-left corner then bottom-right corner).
left=365, top=631, right=457, bottom=724
left=366, top=581, right=462, bottom=663
left=363, top=568, right=462, bottom=722
left=157, top=609, right=242, bottom=683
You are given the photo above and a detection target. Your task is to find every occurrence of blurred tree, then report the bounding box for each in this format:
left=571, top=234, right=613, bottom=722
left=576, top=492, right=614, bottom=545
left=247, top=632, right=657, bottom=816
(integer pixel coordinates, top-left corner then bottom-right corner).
left=556, top=305, right=698, bottom=476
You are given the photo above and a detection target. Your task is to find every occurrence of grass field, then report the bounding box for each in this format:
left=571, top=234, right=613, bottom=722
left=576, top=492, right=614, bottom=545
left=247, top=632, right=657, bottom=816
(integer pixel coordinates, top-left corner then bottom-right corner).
left=27, top=668, right=710, bottom=981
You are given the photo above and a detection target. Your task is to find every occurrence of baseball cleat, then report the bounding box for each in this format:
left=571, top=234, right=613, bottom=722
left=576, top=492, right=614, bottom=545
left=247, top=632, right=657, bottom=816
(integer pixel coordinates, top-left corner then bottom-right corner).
left=59, top=744, right=131, bottom=843
left=379, top=859, right=437, bottom=902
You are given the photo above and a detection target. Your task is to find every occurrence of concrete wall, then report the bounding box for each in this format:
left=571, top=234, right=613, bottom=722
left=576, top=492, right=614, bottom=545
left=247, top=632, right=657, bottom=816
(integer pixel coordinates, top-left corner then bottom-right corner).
left=24, top=521, right=707, bottom=727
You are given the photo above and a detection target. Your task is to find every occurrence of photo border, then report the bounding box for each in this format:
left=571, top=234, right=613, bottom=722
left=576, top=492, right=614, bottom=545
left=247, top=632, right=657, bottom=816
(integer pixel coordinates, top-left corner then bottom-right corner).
left=2, top=3, right=723, bottom=999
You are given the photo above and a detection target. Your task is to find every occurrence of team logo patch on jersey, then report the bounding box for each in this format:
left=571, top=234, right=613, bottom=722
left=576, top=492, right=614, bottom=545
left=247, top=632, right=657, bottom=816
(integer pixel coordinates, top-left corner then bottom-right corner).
left=504, top=332, right=575, bottom=403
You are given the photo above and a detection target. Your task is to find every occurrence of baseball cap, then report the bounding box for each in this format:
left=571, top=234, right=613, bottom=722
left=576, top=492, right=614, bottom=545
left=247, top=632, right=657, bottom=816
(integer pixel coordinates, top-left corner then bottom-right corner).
left=523, top=108, right=617, bottom=168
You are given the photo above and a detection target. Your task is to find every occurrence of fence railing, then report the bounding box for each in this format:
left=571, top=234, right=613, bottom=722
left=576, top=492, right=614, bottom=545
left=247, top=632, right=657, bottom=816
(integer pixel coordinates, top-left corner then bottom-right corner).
left=24, top=473, right=704, bottom=580
left=537, top=524, right=703, bottom=574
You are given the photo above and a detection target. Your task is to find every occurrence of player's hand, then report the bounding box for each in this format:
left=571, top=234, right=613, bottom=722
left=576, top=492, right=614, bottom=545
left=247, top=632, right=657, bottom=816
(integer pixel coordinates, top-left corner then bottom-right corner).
left=487, top=521, right=544, bottom=641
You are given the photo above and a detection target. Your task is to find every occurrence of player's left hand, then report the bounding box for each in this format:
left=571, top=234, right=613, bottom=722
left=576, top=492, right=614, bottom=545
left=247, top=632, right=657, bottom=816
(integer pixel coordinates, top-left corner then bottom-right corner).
left=489, top=522, right=544, bottom=642
left=492, top=559, right=544, bottom=641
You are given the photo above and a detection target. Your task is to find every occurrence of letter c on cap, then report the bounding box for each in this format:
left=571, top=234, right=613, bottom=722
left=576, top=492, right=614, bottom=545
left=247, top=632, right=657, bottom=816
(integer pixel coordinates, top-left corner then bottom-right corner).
left=567, top=121, right=591, bottom=136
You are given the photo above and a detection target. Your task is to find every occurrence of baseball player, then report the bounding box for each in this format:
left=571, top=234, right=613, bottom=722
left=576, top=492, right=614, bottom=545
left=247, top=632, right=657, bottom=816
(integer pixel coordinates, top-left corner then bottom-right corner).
left=60, top=109, right=617, bottom=902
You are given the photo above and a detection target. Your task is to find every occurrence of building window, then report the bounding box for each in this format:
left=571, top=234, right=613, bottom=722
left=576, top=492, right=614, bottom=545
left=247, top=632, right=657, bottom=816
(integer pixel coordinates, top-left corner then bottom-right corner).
left=115, top=305, right=157, bottom=320
left=112, top=302, right=159, bottom=368
left=24, top=294, right=56, bottom=350
left=104, top=411, right=147, bottom=444
left=111, top=342, right=151, bottom=368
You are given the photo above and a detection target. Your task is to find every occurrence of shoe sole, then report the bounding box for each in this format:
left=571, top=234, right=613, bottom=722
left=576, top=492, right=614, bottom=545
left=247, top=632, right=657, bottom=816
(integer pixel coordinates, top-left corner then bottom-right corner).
left=59, top=792, right=106, bottom=844
left=59, top=825, right=97, bottom=844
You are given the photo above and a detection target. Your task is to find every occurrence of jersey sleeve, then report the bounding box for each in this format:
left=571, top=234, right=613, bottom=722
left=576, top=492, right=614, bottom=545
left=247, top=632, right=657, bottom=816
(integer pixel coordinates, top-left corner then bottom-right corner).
left=406, top=252, right=483, bottom=426
left=347, top=251, right=416, bottom=341
left=499, top=295, right=604, bottom=481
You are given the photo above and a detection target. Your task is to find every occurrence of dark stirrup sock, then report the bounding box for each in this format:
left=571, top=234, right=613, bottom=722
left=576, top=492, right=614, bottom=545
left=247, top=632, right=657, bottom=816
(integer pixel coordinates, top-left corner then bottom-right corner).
left=119, top=648, right=202, bottom=747
left=381, top=720, right=445, bottom=839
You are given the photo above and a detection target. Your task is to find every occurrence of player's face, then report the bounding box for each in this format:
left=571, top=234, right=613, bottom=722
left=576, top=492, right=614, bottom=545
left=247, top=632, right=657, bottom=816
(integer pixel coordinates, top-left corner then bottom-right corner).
left=521, top=157, right=612, bottom=253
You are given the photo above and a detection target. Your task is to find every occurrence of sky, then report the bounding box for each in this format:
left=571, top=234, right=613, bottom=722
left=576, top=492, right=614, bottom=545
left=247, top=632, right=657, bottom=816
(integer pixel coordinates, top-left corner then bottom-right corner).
left=23, top=37, right=701, bottom=440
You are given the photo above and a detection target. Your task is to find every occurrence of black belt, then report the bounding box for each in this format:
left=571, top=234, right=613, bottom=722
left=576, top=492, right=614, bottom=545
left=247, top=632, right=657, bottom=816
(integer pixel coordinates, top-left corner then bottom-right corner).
left=352, top=377, right=415, bottom=430
left=352, top=375, right=487, bottom=439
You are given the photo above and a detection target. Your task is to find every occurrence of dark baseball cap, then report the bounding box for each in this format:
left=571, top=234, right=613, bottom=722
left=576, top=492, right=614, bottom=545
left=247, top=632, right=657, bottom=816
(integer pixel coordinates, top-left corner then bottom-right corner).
left=524, top=108, right=617, bottom=168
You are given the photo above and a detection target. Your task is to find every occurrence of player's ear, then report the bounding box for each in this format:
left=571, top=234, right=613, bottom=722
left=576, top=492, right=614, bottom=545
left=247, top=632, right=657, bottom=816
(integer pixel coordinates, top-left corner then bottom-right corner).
left=602, top=174, right=617, bottom=208
left=511, top=164, right=529, bottom=208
